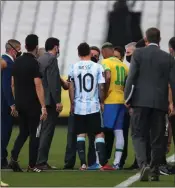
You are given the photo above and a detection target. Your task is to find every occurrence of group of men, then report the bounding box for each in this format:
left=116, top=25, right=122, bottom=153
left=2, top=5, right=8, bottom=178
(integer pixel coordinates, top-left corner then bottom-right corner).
left=1, top=27, right=175, bottom=183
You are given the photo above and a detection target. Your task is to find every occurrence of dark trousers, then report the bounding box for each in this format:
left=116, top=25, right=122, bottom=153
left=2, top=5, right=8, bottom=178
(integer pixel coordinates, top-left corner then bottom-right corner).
left=1, top=103, right=13, bottom=166
left=131, top=107, right=166, bottom=175
left=37, top=106, right=58, bottom=165
left=11, top=108, right=40, bottom=167
left=64, top=114, right=96, bottom=168
left=103, top=128, right=114, bottom=160
left=120, top=111, right=130, bottom=167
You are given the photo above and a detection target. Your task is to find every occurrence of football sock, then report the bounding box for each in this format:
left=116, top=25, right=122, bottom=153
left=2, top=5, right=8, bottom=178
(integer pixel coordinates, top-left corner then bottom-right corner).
left=94, top=141, right=99, bottom=164
left=113, top=130, right=124, bottom=165
left=77, top=137, right=86, bottom=166
left=95, top=137, right=107, bottom=166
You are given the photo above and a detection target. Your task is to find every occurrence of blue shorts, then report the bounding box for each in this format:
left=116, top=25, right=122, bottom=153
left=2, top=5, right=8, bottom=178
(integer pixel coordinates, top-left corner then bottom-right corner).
left=103, top=104, right=126, bottom=130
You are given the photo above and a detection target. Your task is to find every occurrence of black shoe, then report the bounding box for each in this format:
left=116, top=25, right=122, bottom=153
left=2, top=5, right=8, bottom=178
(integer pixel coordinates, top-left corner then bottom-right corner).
left=63, top=166, right=74, bottom=170
left=140, top=165, right=150, bottom=181
left=1, top=159, right=8, bottom=169
left=159, top=165, right=171, bottom=175
left=27, top=166, right=42, bottom=173
left=9, top=158, right=23, bottom=172
left=1, top=164, right=11, bottom=169
left=150, top=175, right=159, bottom=181
left=37, top=163, right=57, bottom=170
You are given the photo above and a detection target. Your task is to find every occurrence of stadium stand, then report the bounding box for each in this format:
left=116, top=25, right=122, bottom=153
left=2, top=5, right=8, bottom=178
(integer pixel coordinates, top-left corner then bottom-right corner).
left=1, top=1, right=175, bottom=74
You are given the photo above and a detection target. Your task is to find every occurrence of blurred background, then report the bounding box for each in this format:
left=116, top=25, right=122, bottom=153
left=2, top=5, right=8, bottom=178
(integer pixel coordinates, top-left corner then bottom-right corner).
left=1, top=0, right=175, bottom=118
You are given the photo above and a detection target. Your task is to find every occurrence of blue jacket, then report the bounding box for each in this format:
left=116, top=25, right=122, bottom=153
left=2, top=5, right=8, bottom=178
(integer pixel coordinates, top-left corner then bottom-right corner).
left=1, top=54, right=15, bottom=108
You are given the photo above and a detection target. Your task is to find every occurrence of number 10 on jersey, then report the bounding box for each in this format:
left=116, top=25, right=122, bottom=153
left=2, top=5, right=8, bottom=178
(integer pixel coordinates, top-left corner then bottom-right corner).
left=77, top=73, right=94, bottom=92
left=115, top=66, right=126, bottom=86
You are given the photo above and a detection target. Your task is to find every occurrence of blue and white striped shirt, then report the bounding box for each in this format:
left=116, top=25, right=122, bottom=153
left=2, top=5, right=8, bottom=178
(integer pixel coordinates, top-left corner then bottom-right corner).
left=69, top=60, right=105, bottom=115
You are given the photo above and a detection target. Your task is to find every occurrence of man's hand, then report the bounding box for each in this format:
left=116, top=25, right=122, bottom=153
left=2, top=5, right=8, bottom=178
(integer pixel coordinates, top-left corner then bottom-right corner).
left=129, top=108, right=133, bottom=116
left=100, top=103, right=104, bottom=113
left=40, top=107, right=47, bottom=121
left=10, top=105, right=18, bottom=117
left=124, top=103, right=130, bottom=108
left=56, top=103, right=63, bottom=113
left=169, top=103, right=175, bottom=116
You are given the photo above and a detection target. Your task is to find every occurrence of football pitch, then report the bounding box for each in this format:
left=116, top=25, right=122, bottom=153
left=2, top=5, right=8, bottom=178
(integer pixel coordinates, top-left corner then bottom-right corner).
left=1, top=127, right=175, bottom=187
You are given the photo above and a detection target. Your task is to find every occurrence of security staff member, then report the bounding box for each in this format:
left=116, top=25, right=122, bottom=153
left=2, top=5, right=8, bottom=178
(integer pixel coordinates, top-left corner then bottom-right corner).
left=9, top=34, right=47, bottom=172
left=1, top=39, right=21, bottom=169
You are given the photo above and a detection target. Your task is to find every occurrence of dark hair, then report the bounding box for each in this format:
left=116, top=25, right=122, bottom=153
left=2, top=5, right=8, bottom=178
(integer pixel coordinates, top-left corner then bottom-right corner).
left=114, top=46, right=125, bottom=58
left=169, top=37, right=175, bottom=51
left=78, top=42, right=90, bottom=57
left=25, top=34, right=38, bottom=51
left=136, top=39, right=146, bottom=48
left=102, top=42, right=113, bottom=49
left=90, top=46, right=100, bottom=55
left=45, top=37, right=60, bottom=51
left=146, top=27, right=160, bottom=44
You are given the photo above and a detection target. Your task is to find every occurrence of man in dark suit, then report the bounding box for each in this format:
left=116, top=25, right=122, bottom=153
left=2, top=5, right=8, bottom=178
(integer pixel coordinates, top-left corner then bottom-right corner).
left=1, top=39, right=21, bottom=168
left=37, top=37, right=63, bottom=170
left=125, top=28, right=175, bottom=181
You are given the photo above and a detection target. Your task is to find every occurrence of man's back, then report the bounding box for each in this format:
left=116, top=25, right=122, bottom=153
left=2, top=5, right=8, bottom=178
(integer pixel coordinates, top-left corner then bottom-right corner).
left=102, top=57, right=129, bottom=104
left=70, top=60, right=105, bottom=115
left=12, top=53, right=41, bottom=110
left=126, top=45, right=175, bottom=111
left=38, top=52, right=61, bottom=106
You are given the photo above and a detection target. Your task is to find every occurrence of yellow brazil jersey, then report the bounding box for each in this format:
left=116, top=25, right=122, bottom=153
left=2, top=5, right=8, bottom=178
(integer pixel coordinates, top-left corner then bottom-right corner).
left=101, top=57, right=129, bottom=104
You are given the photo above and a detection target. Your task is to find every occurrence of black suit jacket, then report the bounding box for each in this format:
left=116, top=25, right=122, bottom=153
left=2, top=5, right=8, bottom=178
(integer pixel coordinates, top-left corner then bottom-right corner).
left=124, top=45, right=175, bottom=111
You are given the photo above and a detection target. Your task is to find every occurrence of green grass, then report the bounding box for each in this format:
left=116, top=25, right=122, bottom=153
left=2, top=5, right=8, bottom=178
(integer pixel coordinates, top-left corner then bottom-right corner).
left=1, top=127, right=175, bottom=187
left=131, top=175, right=175, bottom=187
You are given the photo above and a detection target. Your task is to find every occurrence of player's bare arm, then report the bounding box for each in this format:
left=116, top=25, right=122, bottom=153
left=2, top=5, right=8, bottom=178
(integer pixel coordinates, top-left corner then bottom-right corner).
left=99, top=83, right=105, bottom=112
left=69, top=81, right=75, bottom=113
left=60, top=77, right=69, bottom=90
left=104, top=70, right=111, bottom=99
left=34, top=77, right=47, bottom=120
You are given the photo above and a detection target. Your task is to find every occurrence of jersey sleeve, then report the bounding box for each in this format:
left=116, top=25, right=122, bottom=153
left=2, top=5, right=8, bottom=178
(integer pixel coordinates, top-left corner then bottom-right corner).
left=68, top=64, right=74, bottom=82
left=101, top=59, right=110, bottom=71
left=31, top=60, right=42, bottom=78
left=97, top=64, right=105, bottom=84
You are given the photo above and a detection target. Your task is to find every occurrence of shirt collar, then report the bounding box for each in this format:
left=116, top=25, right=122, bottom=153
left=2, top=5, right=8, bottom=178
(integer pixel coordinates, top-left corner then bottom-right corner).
left=4, top=53, right=14, bottom=61
left=148, top=43, right=159, bottom=47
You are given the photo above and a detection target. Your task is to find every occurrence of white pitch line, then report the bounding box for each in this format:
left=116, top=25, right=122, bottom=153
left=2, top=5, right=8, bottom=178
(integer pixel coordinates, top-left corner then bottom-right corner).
left=115, top=154, right=175, bottom=187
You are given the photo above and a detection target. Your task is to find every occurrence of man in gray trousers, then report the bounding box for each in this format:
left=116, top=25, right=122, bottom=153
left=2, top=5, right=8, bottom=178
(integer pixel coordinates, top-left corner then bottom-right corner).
left=37, top=37, right=63, bottom=170
left=125, top=28, right=175, bottom=181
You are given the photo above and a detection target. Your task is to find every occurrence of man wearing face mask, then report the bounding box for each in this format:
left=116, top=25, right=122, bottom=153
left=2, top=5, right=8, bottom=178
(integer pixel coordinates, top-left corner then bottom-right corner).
left=36, top=37, right=63, bottom=170
left=1, top=39, right=21, bottom=169
left=125, top=42, right=136, bottom=65
left=90, top=46, right=100, bottom=63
